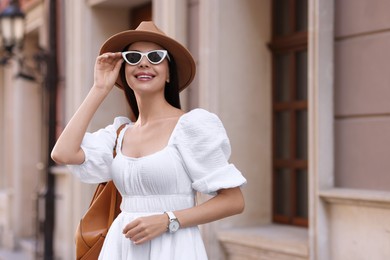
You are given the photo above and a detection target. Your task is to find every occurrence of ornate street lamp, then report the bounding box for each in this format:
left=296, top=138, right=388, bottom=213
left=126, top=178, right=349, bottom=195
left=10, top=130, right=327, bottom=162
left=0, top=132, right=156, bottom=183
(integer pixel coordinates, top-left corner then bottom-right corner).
left=0, top=0, right=25, bottom=54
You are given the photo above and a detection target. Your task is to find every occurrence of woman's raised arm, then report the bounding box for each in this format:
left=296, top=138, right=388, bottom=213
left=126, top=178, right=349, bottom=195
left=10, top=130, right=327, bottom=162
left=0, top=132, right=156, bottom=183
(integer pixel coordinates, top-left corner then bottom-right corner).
left=51, top=52, right=123, bottom=165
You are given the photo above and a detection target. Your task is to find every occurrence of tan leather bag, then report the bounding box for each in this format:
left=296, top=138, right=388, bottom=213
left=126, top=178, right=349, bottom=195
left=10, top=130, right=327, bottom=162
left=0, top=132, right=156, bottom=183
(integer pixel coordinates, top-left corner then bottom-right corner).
left=75, top=181, right=121, bottom=259
left=75, top=124, right=126, bottom=260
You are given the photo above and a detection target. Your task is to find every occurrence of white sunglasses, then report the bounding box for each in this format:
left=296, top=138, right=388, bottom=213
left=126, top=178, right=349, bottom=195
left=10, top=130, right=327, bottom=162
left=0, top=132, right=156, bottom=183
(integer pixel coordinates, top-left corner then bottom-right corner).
left=122, top=50, right=170, bottom=65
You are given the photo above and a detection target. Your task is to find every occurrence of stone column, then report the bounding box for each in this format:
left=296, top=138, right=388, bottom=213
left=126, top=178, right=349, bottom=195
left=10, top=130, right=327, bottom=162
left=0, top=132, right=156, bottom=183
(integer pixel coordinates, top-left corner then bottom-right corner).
left=153, top=0, right=190, bottom=110
left=308, top=0, right=335, bottom=259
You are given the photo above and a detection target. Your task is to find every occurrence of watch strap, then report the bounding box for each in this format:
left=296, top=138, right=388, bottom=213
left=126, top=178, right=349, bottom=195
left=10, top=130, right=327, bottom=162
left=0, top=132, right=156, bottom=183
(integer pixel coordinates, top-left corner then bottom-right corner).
left=165, top=211, right=176, bottom=221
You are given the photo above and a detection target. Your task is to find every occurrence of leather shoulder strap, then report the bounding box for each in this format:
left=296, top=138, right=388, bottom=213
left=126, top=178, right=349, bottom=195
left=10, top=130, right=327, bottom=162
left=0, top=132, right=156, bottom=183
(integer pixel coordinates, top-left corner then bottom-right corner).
left=113, top=123, right=127, bottom=158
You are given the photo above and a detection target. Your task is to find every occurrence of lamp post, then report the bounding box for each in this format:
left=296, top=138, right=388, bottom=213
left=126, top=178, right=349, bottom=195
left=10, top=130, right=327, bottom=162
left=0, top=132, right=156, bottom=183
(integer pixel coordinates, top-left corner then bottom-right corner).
left=0, top=0, right=25, bottom=55
left=0, top=1, right=58, bottom=259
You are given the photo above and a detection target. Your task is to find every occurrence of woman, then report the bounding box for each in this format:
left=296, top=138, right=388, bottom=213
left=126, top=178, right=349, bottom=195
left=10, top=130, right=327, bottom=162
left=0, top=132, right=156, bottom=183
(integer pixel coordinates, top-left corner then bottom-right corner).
left=51, top=21, right=246, bottom=260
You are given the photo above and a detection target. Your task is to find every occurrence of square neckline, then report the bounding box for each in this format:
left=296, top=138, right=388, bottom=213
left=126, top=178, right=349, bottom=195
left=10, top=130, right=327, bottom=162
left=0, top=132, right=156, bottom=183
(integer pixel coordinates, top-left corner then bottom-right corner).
left=117, top=111, right=188, bottom=160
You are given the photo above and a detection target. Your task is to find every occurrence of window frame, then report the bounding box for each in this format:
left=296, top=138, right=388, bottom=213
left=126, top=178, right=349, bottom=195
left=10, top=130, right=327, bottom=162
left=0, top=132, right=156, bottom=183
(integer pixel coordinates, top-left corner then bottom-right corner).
left=270, top=0, right=309, bottom=227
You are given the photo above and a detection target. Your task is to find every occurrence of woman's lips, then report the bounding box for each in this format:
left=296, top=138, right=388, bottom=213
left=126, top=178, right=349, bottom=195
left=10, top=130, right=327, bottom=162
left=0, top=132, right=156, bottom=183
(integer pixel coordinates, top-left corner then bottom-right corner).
left=135, top=72, right=155, bottom=81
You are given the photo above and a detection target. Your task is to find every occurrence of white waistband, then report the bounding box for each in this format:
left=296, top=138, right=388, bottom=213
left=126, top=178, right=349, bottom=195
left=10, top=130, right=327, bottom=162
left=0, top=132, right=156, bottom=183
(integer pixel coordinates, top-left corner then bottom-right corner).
left=120, top=194, right=195, bottom=213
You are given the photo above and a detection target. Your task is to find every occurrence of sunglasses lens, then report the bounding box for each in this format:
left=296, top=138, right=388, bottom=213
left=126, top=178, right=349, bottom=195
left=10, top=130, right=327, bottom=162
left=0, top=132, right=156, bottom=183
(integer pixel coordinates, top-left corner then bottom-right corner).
left=147, top=51, right=165, bottom=64
left=125, top=52, right=142, bottom=64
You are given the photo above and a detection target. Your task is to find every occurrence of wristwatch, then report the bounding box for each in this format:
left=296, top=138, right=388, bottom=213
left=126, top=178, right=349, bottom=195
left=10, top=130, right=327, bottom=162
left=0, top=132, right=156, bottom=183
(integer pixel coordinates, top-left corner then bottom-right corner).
left=165, top=211, right=180, bottom=233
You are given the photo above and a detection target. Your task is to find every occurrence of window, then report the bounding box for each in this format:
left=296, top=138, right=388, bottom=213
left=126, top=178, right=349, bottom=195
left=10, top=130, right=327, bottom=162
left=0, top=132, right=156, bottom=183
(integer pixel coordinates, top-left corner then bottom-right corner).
left=270, top=0, right=308, bottom=227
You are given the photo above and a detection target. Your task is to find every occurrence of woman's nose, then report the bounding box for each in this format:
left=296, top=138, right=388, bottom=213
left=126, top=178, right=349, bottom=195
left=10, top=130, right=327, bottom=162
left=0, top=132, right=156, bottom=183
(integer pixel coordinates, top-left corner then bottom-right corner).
left=138, top=56, right=150, bottom=67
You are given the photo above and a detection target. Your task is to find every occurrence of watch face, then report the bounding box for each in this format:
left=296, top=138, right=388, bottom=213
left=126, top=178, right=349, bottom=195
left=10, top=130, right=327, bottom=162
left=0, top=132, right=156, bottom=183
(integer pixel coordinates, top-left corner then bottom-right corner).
left=169, top=220, right=180, bottom=232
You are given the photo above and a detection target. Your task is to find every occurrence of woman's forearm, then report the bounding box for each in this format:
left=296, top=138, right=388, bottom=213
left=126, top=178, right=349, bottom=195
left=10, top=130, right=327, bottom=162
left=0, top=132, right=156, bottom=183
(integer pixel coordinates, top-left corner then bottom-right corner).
left=51, top=86, right=110, bottom=165
left=122, top=187, right=245, bottom=245
left=175, top=187, right=245, bottom=228
left=52, top=52, right=123, bottom=165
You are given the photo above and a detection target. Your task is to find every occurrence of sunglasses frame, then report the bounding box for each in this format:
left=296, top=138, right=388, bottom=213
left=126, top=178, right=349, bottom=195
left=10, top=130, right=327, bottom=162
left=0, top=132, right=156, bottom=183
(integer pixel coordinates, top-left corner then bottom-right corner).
left=122, top=50, right=170, bottom=65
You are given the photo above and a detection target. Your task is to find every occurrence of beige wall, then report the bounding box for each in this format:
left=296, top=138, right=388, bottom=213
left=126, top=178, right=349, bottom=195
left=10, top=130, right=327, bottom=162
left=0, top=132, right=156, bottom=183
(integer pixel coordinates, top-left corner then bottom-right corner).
left=327, top=199, right=390, bottom=260
left=334, top=0, right=390, bottom=190
left=215, top=0, right=272, bottom=227
left=329, top=0, right=390, bottom=256
left=195, top=0, right=273, bottom=259
left=0, top=2, right=45, bottom=252
left=311, top=0, right=390, bottom=259
left=187, top=0, right=200, bottom=110
left=0, top=70, right=3, bottom=189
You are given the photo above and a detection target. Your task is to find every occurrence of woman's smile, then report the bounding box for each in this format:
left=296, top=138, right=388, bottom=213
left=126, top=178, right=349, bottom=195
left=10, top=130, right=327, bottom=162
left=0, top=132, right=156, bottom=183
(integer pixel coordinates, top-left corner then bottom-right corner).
left=135, top=72, right=155, bottom=81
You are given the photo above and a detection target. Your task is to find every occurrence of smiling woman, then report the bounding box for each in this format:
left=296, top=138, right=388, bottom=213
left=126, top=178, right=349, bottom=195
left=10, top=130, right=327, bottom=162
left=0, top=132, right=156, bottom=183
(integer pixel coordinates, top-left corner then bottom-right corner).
left=51, top=21, right=246, bottom=260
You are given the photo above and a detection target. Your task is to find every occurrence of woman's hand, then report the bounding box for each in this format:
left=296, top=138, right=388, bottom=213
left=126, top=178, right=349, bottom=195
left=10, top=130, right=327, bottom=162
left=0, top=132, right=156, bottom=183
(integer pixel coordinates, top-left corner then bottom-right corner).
left=122, top=214, right=169, bottom=245
left=121, top=187, right=244, bottom=246
left=93, top=52, right=123, bottom=92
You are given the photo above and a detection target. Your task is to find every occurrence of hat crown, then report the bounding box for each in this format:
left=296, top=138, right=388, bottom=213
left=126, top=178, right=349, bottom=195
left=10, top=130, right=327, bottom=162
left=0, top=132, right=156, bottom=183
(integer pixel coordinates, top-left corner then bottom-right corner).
left=135, top=21, right=165, bottom=36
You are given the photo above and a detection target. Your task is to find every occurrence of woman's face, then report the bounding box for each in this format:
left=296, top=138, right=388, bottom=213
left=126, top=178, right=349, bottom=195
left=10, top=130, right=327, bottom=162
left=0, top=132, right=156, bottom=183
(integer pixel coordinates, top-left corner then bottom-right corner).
left=124, top=41, right=170, bottom=95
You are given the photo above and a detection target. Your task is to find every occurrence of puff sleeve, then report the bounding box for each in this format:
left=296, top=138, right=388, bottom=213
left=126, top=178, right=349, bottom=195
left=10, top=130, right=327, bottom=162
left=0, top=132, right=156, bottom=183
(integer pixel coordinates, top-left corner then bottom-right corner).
left=67, top=116, right=130, bottom=183
left=174, top=109, right=247, bottom=195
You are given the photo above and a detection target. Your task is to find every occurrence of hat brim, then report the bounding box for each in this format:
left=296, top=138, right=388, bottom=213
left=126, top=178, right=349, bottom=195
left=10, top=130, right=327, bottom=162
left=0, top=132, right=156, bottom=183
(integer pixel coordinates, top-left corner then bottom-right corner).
left=99, top=30, right=196, bottom=92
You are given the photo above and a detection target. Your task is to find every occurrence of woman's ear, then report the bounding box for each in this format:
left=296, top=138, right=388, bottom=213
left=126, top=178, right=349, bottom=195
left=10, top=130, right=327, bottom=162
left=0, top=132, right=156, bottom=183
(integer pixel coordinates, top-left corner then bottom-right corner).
left=166, top=73, right=170, bottom=83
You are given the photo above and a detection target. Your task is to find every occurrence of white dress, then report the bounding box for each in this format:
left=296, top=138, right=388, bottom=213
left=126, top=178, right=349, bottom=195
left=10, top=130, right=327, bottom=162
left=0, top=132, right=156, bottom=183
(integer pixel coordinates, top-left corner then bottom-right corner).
left=69, top=109, right=247, bottom=260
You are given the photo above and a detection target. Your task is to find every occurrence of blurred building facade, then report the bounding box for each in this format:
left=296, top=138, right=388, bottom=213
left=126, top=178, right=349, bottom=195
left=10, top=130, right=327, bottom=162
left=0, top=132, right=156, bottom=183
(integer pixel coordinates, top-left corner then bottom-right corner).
left=0, top=0, right=389, bottom=259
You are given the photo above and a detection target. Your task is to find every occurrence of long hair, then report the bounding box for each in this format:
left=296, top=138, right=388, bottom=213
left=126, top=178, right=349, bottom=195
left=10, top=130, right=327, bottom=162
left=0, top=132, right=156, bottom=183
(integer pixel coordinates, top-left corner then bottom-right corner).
left=120, top=49, right=181, bottom=120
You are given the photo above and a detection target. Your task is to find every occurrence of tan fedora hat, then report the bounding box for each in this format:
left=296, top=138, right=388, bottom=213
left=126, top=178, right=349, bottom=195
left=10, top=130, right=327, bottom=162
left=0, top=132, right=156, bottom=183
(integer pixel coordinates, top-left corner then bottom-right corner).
left=99, top=21, right=196, bottom=91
